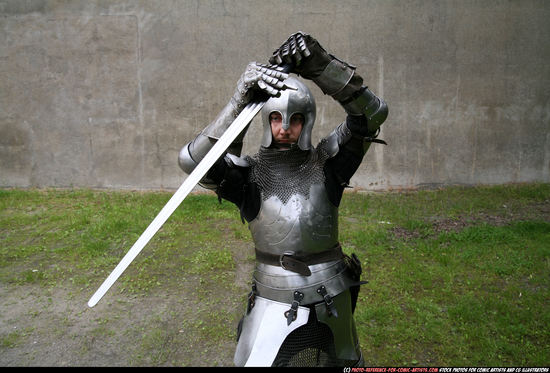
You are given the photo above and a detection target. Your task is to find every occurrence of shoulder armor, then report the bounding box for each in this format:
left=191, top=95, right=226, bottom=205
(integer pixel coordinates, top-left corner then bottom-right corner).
left=225, top=153, right=250, bottom=168
left=178, top=143, right=197, bottom=174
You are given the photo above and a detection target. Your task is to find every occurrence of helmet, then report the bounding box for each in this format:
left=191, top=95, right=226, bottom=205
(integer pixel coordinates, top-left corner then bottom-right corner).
left=260, top=76, right=316, bottom=150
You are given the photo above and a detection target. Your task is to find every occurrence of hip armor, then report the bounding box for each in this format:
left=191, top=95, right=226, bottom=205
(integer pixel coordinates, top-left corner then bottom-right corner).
left=234, top=291, right=362, bottom=367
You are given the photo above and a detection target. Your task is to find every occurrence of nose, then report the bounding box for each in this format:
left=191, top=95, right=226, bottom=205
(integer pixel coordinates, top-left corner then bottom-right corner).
left=282, top=120, right=290, bottom=131
left=277, top=125, right=291, bottom=139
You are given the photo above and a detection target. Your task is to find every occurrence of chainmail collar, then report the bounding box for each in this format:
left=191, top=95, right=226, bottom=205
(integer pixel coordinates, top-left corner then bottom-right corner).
left=247, top=145, right=329, bottom=204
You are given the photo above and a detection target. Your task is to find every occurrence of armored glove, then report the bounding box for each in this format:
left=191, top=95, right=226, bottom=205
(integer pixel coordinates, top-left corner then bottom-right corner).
left=269, top=32, right=313, bottom=71
left=230, top=62, right=290, bottom=117
left=179, top=62, right=291, bottom=183
left=270, top=32, right=388, bottom=133
left=269, top=32, right=360, bottom=100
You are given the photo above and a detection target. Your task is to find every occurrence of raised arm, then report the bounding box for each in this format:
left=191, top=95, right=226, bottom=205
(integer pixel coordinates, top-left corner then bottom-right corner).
left=269, top=32, right=388, bottom=156
left=178, top=62, right=289, bottom=188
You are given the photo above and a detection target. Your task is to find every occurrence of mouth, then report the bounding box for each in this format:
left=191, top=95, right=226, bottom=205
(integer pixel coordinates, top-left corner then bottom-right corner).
left=275, top=137, right=294, bottom=143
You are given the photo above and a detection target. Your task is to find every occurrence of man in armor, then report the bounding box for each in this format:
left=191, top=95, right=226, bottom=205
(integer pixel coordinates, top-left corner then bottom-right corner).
left=178, top=32, right=388, bottom=367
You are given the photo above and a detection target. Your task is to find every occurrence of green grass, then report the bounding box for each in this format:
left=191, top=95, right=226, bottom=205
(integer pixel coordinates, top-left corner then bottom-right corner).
left=0, top=189, right=247, bottom=289
left=0, top=184, right=549, bottom=366
left=338, top=184, right=550, bottom=366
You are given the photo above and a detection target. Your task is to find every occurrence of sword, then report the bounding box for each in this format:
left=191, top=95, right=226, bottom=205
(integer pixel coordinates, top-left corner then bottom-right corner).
left=87, top=99, right=266, bottom=308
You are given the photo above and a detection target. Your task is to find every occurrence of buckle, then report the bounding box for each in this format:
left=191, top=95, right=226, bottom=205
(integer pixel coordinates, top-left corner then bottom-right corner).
left=278, top=251, right=312, bottom=276
left=246, top=282, right=257, bottom=314
left=284, top=291, right=304, bottom=326
left=279, top=251, right=295, bottom=271
left=317, top=285, right=338, bottom=318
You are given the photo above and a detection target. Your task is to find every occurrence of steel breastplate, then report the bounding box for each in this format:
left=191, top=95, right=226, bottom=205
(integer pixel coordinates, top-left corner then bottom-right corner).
left=249, top=184, right=339, bottom=255
left=246, top=146, right=354, bottom=306
left=247, top=146, right=338, bottom=256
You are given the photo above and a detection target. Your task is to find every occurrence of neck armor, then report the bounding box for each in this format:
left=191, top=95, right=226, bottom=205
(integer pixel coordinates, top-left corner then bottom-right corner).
left=261, top=76, right=316, bottom=150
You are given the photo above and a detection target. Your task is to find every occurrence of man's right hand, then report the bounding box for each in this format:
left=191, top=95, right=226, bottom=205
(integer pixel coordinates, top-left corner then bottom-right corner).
left=230, top=62, right=290, bottom=114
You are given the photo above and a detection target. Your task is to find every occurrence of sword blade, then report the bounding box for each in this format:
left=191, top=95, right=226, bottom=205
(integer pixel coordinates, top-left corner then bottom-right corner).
left=87, top=99, right=265, bottom=307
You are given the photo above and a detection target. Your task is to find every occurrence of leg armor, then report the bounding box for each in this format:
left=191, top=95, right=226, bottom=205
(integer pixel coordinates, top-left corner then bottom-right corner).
left=235, top=288, right=363, bottom=367
left=234, top=296, right=311, bottom=366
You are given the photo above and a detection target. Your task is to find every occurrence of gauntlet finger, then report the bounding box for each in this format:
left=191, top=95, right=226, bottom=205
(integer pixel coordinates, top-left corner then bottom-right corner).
left=289, top=35, right=303, bottom=64
left=296, top=34, right=311, bottom=58
left=269, top=64, right=286, bottom=72
left=254, top=63, right=289, bottom=80
left=269, top=53, right=283, bottom=65
left=289, top=35, right=298, bottom=56
left=261, top=74, right=286, bottom=90
left=282, top=81, right=298, bottom=91
left=257, top=80, right=280, bottom=96
left=266, top=69, right=289, bottom=81
left=267, top=65, right=289, bottom=79
left=281, top=44, right=295, bottom=64
left=280, top=43, right=289, bottom=58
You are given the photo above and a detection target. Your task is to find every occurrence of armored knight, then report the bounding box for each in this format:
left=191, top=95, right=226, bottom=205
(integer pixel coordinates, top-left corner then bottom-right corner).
left=179, top=33, right=388, bottom=367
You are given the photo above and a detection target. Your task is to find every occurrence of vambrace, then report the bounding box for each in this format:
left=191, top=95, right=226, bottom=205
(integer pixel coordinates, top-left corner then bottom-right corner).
left=178, top=102, right=249, bottom=189
left=313, top=58, right=388, bottom=135
left=178, top=62, right=288, bottom=186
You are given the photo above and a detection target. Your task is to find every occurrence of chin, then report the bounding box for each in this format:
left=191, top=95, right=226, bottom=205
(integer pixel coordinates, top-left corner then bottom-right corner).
left=274, top=142, right=293, bottom=150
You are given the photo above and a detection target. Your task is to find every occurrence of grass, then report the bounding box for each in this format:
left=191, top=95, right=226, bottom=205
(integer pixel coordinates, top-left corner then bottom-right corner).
left=0, top=183, right=549, bottom=366
left=0, top=189, right=247, bottom=290
left=339, top=184, right=549, bottom=366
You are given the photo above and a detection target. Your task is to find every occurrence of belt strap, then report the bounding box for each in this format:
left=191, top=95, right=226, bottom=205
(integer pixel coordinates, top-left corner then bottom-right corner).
left=255, top=244, right=344, bottom=276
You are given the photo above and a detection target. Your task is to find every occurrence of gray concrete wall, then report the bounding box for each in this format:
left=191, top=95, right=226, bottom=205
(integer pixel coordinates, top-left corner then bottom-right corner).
left=1, top=0, right=549, bottom=191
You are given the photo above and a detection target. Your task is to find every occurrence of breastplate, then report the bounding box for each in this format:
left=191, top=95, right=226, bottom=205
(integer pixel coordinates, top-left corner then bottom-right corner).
left=247, top=146, right=338, bottom=256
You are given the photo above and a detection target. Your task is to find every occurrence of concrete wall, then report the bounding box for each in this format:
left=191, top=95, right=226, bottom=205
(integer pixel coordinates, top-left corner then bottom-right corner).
left=1, top=0, right=549, bottom=191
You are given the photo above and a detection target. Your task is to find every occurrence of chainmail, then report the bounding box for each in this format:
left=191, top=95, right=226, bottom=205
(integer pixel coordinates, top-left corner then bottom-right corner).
left=246, top=145, right=330, bottom=204
left=271, top=306, right=360, bottom=367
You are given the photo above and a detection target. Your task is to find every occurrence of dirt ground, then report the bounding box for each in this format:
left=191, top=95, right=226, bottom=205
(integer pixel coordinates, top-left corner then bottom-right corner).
left=391, top=200, right=550, bottom=240
left=1, top=199, right=548, bottom=367
left=0, top=244, right=255, bottom=367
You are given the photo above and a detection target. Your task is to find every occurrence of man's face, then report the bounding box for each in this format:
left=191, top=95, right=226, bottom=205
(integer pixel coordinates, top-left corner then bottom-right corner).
left=270, top=112, right=304, bottom=148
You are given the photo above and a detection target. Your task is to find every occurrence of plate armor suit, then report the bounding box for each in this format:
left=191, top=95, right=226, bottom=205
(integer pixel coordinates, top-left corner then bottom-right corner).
left=178, top=33, right=388, bottom=367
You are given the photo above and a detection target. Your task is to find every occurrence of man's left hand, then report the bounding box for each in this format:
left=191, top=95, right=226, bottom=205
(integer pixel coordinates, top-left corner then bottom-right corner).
left=269, top=32, right=333, bottom=80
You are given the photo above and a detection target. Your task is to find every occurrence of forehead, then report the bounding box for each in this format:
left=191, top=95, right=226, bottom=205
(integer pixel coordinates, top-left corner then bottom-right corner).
left=269, top=111, right=303, bottom=118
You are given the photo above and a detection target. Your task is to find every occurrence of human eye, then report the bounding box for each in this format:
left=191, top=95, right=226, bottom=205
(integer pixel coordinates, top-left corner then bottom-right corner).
left=270, top=113, right=282, bottom=122
left=291, top=114, right=304, bottom=125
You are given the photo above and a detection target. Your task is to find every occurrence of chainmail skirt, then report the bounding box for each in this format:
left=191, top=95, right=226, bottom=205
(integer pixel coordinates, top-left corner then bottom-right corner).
left=271, top=304, right=360, bottom=367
